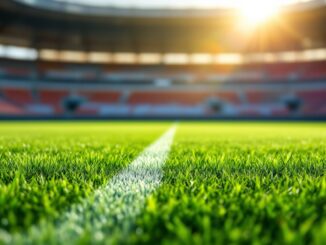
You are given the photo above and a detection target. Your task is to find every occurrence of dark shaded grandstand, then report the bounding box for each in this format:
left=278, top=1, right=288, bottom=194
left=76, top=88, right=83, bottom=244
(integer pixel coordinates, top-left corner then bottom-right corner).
left=0, top=0, right=325, bottom=118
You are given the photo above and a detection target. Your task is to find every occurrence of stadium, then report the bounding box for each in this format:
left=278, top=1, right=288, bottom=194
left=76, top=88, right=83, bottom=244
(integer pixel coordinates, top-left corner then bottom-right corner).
left=0, top=0, right=325, bottom=244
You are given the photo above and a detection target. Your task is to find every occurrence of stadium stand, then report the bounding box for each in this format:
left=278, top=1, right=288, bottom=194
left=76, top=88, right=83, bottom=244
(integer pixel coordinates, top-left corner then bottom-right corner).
left=0, top=59, right=325, bottom=118
left=2, top=87, right=33, bottom=105
left=246, top=91, right=282, bottom=104
left=0, top=0, right=325, bottom=118
left=128, top=92, right=210, bottom=105
left=39, top=89, right=69, bottom=105
left=37, top=89, right=68, bottom=114
left=79, top=91, right=121, bottom=104
left=0, top=99, right=24, bottom=115
left=302, top=62, right=326, bottom=80
left=297, top=89, right=326, bottom=115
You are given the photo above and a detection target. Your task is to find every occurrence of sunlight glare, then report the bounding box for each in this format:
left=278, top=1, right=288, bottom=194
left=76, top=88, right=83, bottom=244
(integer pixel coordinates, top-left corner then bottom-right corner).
left=238, top=1, right=280, bottom=26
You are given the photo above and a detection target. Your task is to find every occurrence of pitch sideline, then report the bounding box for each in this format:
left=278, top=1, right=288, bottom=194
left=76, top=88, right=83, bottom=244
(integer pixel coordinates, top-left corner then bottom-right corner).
left=5, top=124, right=177, bottom=244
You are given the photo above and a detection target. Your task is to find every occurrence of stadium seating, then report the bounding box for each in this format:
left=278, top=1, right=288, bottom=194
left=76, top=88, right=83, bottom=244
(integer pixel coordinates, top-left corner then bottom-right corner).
left=38, top=89, right=69, bottom=105
left=302, top=62, right=326, bottom=80
left=215, top=92, right=240, bottom=104
left=78, top=91, right=121, bottom=103
left=271, top=108, right=290, bottom=116
left=297, top=89, right=326, bottom=115
left=128, top=91, right=239, bottom=105
left=0, top=58, right=325, bottom=118
left=38, top=89, right=69, bottom=114
left=2, top=87, right=33, bottom=105
left=0, top=82, right=324, bottom=117
left=128, top=91, right=207, bottom=105
left=0, top=60, right=35, bottom=79
left=1, top=60, right=326, bottom=83
left=246, top=91, right=282, bottom=104
left=0, top=99, right=25, bottom=115
left=75, top=106, right=99, bottom=116
left=264, top=63, right=300, bottom=81
left=44, top=69, right=98, bottom=81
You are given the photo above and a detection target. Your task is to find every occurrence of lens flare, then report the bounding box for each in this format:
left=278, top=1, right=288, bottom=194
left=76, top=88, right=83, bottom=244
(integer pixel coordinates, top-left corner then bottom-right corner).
left=237, top=1, right=280, bottom=26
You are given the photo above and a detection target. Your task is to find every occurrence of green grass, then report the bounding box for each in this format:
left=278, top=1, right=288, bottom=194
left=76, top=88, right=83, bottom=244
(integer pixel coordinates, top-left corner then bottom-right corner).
left=0, top=122, right=169, bottom=233
left=0, top=122, right=325, bottom=244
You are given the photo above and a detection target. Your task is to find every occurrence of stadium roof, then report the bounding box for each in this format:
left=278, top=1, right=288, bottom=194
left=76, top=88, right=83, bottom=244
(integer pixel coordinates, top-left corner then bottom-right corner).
left=14, top=0, right=325, bottom=17
left=0, top=0, right=325, bottom=54
left=50, top=0, right=305, bottom=9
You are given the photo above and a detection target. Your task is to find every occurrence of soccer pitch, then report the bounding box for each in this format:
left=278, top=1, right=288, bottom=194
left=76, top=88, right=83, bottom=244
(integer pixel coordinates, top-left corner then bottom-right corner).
left=0, top=122, right=325, bottom=244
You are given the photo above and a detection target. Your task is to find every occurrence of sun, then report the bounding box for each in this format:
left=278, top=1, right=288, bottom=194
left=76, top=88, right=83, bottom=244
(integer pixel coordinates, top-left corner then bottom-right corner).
left=237, top=1, right=280, bottom=26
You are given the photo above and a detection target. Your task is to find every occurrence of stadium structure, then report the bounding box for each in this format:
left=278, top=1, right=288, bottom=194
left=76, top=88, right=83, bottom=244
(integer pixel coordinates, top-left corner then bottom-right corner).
left=0, top=2, right=326, bottom=244
left=0, top=0, right=325, bottom=119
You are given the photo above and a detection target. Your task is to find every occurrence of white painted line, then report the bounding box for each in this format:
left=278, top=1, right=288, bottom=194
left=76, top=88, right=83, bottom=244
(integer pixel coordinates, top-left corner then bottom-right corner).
left=5, top=124, right=177, bottom=244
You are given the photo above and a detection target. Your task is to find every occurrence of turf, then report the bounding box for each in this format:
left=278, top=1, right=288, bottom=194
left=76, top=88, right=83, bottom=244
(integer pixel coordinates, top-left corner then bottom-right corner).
left=0, top=122, right=325, bottom=244
left=129, top=123, right=326, bottom=245
left=0, top=122, right=169, bottom=233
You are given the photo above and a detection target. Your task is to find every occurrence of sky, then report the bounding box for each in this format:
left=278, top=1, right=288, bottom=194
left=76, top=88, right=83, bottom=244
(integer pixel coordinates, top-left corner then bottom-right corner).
left=56, top=0, right=309, bottom=9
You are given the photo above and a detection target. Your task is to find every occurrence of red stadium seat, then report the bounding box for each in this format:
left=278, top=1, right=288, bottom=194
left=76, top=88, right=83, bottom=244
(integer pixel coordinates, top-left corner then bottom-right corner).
left=302, top=62, right=326, bottom=80
left=246, top=91, right=281, bottom=104
left=128, top=91, right=239, bottom=105
left=5, top=67, right=33, bottom=78
left=2, top=88, right=33, bottom=105
left=128, top=91, right=207, bottom=105
left=79, top=91, right=121, bottom=103
left=264, top=63, right=300, bottom=81
left=214, top=92, right=240, bottom=104
left=39, top=89, right=69, bottom=105
left=297, top=90, right=326, bottom=115
left=38, top=89, right=70, bottom=114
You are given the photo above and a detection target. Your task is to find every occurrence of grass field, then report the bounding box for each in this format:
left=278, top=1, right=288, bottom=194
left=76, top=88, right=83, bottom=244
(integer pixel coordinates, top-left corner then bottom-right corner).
left=0, top=122, right=325, bottom=244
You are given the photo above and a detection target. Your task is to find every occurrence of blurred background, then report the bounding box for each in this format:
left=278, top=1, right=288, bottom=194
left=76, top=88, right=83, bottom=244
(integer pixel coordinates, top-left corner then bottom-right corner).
left=0, top=0, right=325, bottom=119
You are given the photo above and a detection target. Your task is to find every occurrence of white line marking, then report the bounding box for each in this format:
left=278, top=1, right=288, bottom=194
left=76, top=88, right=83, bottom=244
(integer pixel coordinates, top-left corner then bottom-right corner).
left=4, top=124, right=177, bottom=244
